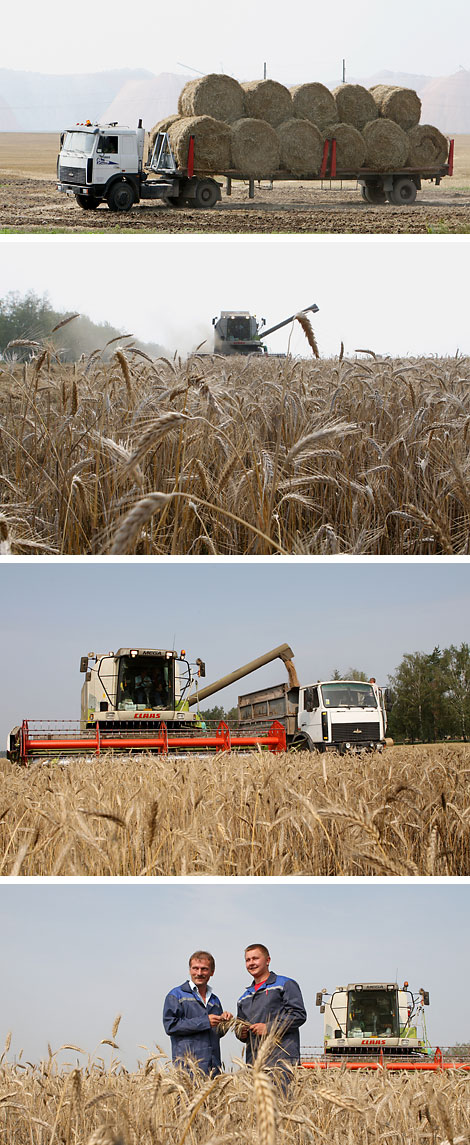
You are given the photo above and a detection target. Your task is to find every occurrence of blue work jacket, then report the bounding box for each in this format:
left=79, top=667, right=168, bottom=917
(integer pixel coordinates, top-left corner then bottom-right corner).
left=236, top=971, right=307, bottom=1066
left=163, top=979, right=224, bottom=1073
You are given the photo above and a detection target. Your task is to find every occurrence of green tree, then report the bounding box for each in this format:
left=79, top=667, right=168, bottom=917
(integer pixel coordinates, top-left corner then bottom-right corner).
left=198, top=705, right=238, bottom=725
left=445, top=643, right=470, bottom=741
left=388, top=648, right=451, bottom=742
left=331, top=668, right=370, bottom=681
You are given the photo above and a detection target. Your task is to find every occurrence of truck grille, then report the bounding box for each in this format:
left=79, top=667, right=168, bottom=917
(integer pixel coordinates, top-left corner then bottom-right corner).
left=59, top=164, right=87, bottom=185
left=331, top=722, right=381, bottom=743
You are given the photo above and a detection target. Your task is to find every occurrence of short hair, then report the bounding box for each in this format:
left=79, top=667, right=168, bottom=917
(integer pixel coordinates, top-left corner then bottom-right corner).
left=245, top=944, right=270, bottom=958
left=189, top=950, right=215, bottom=974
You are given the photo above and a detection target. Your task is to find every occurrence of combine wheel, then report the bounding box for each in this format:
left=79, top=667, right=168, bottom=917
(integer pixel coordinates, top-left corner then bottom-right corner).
left=361, top=183, right=386, bottom=204
left=107, top=180, right=135, bottom=212
left=75, top=193, right=99, bottom=210
left=192, top=179, right=220, bottom=208
left=388, top=177, right=417, bottom=205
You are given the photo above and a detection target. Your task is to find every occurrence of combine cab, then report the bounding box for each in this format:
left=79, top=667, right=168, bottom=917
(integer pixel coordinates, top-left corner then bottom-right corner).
left=212, top=303, right=319, bottom=355
left=7, top=643, right=294, bottom=763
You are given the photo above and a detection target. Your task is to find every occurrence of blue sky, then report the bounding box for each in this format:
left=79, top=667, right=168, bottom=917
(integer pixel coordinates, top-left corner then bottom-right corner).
left=1, top=560, right=469, bottom=744
left=1, top=882, right=469, bottom=1069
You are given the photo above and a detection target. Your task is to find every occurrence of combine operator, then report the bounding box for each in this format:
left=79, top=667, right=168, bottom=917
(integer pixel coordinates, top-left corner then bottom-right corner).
left=163, top=950, right=232, bottom=1075
left=236, top=943, right=307, bottom=1080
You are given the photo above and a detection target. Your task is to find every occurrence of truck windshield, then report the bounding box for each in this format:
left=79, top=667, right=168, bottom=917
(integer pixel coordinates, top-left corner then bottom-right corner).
left=321, top=682, right=377, bottom=708
left=347, top=989, right=399, bottom=1038
left=117, top=656, right=173, bottom=711
left=62, top=131, right=96, bottom=155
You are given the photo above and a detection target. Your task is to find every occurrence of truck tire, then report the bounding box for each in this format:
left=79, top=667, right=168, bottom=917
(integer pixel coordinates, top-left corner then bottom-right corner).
left=192, top=179, right=220, bottom=208
left=361, top=183, right=386, bottom=204
left=107, top=181, right=135, bottom=212
left=289, top=733, right=315, bottom=753
left=388, top=177, right=417, bottom=205
left=75, top=193, right=99, bottom=210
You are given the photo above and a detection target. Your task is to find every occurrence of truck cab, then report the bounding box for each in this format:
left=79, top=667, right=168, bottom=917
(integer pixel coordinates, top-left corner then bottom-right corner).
left=298, top=678, right=387, bottom=752
left=317, top=982, right=430, bottom=1058
left=58, top=123, right=145, bottom=210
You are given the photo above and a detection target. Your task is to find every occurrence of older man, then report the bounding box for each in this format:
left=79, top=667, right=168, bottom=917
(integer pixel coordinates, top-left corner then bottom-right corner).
left=163, top=950, right=232, bottom=1074
left=236, top=943, right=307, bottom=1073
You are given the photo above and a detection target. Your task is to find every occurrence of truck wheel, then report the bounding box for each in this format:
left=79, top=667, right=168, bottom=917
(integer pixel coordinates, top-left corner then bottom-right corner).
left=74, top=193, right=99, bottom=210
left=289, top=733, right=313, bottom=753
left=107, top=181, right=135, bottom=212
left=361, top=184, right=386, bottom=204
left=192, top=179, right=220, bottom=208
left=389, top=177, right=417, bottom=205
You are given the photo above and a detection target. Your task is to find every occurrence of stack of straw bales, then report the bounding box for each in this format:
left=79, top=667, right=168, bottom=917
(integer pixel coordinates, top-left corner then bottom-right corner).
left=149, top=74, right=448, bottom=178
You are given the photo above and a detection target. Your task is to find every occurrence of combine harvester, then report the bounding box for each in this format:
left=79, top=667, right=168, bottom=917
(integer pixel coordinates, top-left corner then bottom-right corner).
left=7, top=643, right=296, bottom=763
left=301, top=982, right=470, bottom=1071
left=211, top=303, right=319, bottom=356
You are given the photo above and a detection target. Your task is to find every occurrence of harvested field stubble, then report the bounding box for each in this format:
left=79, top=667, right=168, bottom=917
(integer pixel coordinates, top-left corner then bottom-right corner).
left=2, top=349, right=470, bottom=556
left=1, top=744, right=469, bottom=875
left=1, top=1051, right=469, bottom=1145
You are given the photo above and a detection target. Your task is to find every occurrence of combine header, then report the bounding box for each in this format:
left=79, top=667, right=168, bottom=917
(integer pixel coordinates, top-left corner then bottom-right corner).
left=301, top=981, right=470, bottom=1071
left=7, top=642, right=295, bottom=763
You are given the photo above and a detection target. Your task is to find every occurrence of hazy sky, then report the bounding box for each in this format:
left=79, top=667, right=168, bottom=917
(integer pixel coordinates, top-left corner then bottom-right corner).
left=3, top=0, right=469, bottom=79
left=1, top=560, right=468, bottom=746
left=1, top=882, right=470, bottom=1070
left=1, top=238, right=468, bottom=358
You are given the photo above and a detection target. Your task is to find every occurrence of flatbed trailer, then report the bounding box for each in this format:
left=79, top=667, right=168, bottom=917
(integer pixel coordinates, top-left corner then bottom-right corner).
left=58, top=126, right=454, bottom=212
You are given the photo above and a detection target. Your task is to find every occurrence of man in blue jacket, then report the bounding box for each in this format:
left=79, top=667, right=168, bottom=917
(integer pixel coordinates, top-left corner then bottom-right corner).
left=163, top=950, right=232, bottom=1074
left=236, top=943, right=307, bottom=1073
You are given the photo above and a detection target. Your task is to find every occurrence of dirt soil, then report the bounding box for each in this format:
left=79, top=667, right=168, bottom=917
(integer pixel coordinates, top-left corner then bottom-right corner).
left=1, top=132, right=470, bottom=233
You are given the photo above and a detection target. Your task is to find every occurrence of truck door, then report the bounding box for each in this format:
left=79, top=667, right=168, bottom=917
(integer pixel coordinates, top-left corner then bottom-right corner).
left=298, top=685, right=322, bottom=745
left=95, top=133, right=122, bottom=186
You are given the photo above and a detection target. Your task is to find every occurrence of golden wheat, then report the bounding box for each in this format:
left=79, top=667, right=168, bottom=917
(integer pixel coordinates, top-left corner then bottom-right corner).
left=1, top=743, right=469, bottom=876
left=1, top=1045, right=469, bottom=1145
left=1, top=350, right=469, bottom=554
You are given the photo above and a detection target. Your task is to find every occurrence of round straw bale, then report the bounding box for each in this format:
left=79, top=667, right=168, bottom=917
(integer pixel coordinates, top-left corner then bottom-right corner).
left=178, top=79, right=197, bottom=116
left=332, top=84, right=378, bottom=129
left=406, top=124, right=448, bottom=167
left=180, top=73, right=245, bottom=123
left=322, top=123, right=366, bottom=169
left=230, top=118, right=280, bottom=176
left=276, top=118, right=323, bottom=175
left=370, top=84, right=421, bottom=130
left=149, top=115, right=179, bottom=151
left=289, top=82, right=337, bottom=130
left=167, top=116, right=232, bottom=173
left=241, top=79, right=292, bottom=126
left=362, top=118, right=409, bottom=169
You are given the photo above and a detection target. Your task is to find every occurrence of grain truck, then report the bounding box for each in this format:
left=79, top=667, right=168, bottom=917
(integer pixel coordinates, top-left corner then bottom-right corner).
left=238, top=676, right=388, bottom=752
left=57, top=123, right=454, bottom=212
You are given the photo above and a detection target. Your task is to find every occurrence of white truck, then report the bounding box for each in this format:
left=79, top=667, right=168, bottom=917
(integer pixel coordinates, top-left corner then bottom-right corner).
left=238, top=677, right=388, bottom=753
left=57, top=123, right=221, bottom=211
left=316, top=982, right=430, bottom=1059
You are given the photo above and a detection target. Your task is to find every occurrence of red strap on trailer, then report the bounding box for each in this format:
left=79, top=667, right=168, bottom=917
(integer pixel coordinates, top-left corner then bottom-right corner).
left=187, top=135, right=195, bottom=178
left=447, top=138, right=454, bottom=176
left=330, top=138, right=337, bottom=179
left=320, top=139, right=329, bottom=178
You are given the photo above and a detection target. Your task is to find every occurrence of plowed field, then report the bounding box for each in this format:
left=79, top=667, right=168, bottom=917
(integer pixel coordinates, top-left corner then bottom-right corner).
left=1, top=132, right=470, bottom=233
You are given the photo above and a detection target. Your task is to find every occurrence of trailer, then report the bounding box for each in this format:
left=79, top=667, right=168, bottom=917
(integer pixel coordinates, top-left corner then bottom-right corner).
left=238, top=677, right=388, bottom=753
left=57, top=123, right=454, bottom=212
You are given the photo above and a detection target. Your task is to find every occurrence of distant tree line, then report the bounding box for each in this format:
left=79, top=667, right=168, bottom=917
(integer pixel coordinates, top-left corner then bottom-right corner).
left=200, top=645, right=470, bottom=744
left=0, top=291, right=166, bottom=362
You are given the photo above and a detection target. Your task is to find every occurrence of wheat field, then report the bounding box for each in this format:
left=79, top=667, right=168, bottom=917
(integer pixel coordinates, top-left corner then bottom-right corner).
left=1, top=1033, right=469, bottom=1145
left=1, top=348, right=469, bottom=554
left=1, top=743, right=469, bottom=876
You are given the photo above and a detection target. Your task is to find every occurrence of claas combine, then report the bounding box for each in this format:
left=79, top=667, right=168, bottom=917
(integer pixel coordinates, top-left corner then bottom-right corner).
left=211, top=303, right=319, bottom=355
left=7, top=642, right=297, bottom=763
left=301, top=982, right=470, bottom=1071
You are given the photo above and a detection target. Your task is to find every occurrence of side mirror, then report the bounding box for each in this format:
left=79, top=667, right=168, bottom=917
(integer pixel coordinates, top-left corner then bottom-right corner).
left=315, top=992, right=323, bottom=1007
left=420, top=990, right=430, bottom=1006
left=80, top=656, right=88, bottom=673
